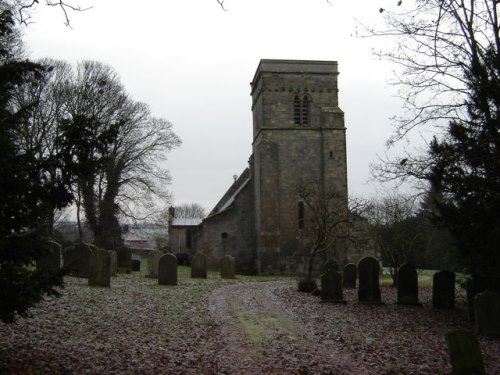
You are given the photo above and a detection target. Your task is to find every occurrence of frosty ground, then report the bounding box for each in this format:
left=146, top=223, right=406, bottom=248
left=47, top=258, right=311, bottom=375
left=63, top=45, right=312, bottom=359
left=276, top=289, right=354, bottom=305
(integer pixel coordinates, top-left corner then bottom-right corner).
left=0, top=267, right=499, bottom=374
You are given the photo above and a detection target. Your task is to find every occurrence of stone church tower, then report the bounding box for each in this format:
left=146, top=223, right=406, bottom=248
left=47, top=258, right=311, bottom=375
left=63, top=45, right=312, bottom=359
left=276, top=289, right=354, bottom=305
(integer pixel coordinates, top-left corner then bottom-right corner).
left=189, top=59, right=348, bottom=275
left=250, top=60, right=348, bottom=273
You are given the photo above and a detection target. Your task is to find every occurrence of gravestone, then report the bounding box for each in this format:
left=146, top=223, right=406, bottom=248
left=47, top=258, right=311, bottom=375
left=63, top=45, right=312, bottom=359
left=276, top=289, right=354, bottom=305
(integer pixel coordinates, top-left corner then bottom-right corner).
left=433, top=270, right=455, bottom=309
left=132, top=259, right=141, bottom=272
left=88, top=249, right=111, bottom=287
left=109, top=251, right=117, bottom=277
left=397, top=263, right=419, bottom=305
left=446, top=330, right=485, bottom=375
left=147, top=250, right=161, bottom=278
left=357, top=257, right=382, bottom=304
left=191, top=251, right=207, bottom=279
left=117, top=246, right=132, bottom=273
left=343, top=263, right=357, bottom=289
left=321, top=259, right=345, bottom=303
left=63, top=243, right=92, bottom=278
left=474, top=290, right=500, bottom=336
left=220, top=255, right=236, bottom=279
left=36, top=240, right=61, bottom=272
left=158, top=253, right=177, bottom=286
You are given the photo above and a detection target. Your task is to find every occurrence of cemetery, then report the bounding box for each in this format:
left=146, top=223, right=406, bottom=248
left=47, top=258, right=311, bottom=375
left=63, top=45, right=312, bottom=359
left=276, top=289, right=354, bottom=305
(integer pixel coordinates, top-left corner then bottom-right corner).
left=1, top=251, right=500, bottom=374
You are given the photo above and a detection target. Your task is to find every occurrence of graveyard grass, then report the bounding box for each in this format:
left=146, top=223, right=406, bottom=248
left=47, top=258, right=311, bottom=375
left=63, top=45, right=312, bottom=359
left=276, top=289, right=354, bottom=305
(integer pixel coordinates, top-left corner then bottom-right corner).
left=0, top=266, right=499, bottom=374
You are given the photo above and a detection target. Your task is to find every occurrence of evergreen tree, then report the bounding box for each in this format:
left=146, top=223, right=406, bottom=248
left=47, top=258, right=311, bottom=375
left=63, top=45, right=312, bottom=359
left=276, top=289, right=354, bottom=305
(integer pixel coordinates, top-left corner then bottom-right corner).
left=0, top=8, right=72, bottom=323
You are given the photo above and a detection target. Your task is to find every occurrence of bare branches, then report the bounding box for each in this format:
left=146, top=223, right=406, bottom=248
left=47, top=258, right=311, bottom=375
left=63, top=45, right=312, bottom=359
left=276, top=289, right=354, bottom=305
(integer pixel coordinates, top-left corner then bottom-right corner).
left=14, top=0, right=92, bottom=27
left=216, top=0, right=226, bottom=11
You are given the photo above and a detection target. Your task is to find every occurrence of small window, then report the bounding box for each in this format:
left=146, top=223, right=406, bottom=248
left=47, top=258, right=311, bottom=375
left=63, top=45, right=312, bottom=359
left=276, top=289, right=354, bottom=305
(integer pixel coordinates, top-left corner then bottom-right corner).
left=293, top=96, right=301, bottom=125
left=301, top=96, right=309, bottom=126
left=298, top=201, right=305, bottom=230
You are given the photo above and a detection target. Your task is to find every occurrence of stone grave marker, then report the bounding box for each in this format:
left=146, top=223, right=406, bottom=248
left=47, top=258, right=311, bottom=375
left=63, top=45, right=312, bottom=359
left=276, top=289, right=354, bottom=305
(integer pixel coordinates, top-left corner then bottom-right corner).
left=132, top=259, right=141, bottom=272
left=321, top=259, right=345, bottom=303
left=446, top=330, right=485, bottom=375
left=343, top=263, right=357, bottom=289
left=89, top=249, right=111, bottom=287
left=357, top=256, right=382, bottom=304
left=109, top=251, right=117, bottom=277
left=191, top=251, right=207, bottom=279
left=474, top=290, right=500, bottom=336
left=397, top=263, right=419, bottom=305
left=63, top=243, right=92, bottom=278
left=147, top=250, right=161, bottom=278
left=220, top=255, right=236, bottom=279
left=433, top=270, right=455, bottom=309
left=158, top=253, right=177, bottom=286
left=36, top=240, right=61, bottom=272
left=117, top=246, right=132, bottom=273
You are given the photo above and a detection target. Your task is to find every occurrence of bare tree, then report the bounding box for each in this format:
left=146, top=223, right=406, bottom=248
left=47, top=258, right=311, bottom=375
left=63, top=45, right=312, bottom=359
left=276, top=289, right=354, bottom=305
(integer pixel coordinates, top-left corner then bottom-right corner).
left=172, top=203, right=207, bottom=219
left=365, top=192, right=421, bottom=286
left=296, top=181, right=350, bottom=288
left=60, top=60, right=181, bottom=249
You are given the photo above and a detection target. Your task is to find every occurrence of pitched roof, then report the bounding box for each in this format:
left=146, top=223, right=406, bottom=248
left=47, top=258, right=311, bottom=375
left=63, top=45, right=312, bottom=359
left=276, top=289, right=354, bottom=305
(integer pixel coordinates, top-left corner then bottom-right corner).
left=207, top=168, right=250, bottom=218
left=170, top=218, right=202, bottom=227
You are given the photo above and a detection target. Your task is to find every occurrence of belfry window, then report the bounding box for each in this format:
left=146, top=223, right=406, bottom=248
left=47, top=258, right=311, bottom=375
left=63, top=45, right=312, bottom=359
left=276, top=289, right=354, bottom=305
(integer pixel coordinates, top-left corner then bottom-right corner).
left=293, top=95, right=310, bottom=126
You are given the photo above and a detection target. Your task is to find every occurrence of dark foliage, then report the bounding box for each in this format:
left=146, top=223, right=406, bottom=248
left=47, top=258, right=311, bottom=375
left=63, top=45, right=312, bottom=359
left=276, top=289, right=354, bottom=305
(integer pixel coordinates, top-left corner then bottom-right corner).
left=428, top=46, right=500, bottom=293
left=0, top=8, right=70, bottom=323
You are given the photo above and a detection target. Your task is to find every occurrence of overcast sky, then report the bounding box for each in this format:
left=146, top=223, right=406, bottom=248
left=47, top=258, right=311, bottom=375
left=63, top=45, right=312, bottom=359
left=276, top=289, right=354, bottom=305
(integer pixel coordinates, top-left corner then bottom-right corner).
left=23, top=0, right=405, bottom=211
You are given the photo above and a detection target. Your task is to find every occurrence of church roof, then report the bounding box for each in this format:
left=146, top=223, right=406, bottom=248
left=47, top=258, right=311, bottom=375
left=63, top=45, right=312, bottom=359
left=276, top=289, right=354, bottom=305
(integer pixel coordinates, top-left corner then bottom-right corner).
left=170, top=218, right=202, bottom=227
left=207, top=168, right=250, bottom=218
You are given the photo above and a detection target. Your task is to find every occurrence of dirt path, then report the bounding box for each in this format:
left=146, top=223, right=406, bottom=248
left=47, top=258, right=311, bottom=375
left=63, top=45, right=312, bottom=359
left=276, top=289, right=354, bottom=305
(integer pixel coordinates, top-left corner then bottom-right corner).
left=208, top=281, right=361, bottom=374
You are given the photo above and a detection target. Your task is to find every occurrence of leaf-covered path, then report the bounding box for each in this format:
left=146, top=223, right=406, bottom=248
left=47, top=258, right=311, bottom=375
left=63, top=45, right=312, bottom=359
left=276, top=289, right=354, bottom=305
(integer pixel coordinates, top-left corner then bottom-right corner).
left=0, top=268, right=499, bottom=374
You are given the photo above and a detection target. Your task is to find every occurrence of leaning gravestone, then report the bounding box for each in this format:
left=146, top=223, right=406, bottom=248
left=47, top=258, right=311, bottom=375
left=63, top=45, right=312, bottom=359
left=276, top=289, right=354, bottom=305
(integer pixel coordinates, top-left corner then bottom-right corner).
left=433, top=270, right=455, bottom=309
left=132, top=259, right=141, bottom=272
left=89, top=249, right=111, bottom=287
left=397, top=263, right=419, bottom=305
left=446, top=330, right=485, bottom=375
left=63, top=243, right=92, bottom=278
left=117, top=246, right=132, bottom=273
left=147, top=250, right=161, bottom=278
left=474, top=290, right=500, bottom=336
left=191, top=251, right=207, bottom=279
left=109, top=251, right=117, bottom=277
left=321, top=259, right=345, bottom=303
left=36, top=240, right=61, bottom=272
left=220, top=255, right=236, bottom=279
left=343, top=263, right=357, bottom=289
left=358, top=257, right=382, bottom=303
left=158, top=253, right=177, bottom=286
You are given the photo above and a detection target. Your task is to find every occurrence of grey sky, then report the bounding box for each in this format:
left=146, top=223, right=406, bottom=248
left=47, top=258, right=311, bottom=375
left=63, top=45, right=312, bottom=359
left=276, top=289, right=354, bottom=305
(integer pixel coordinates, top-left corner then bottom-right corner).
left=24, top=0, right=404, bottom=211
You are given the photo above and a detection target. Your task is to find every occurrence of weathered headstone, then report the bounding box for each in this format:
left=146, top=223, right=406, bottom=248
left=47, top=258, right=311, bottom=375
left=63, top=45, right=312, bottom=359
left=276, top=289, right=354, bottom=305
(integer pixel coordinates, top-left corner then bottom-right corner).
left=343, top=263, right=357, bottom=289
left=474, top=290, right=500, bottom=336
left=132, top=259, right=141, bottom=272
left=158, top=253, right=177, bottom=286
left=220, top=255, right=236, bottom=279
left=321, top=259, right=345, bottom=303
left=63, top=243, right=92, bottom=278
left=397, top=263, right=419, bottom=305
left=446, top=330, right=485, bottom=375
left=88, top=249, right=111, bottom=287
left=433, top=270, right=455, bottom=309
left=147, top=250, right=161, bottom=278
left=36, top=240, right=61, bottom=272
left=117, top=246, right=132, bottom=273
left=191, top=251, right=207, bottom=279
left=109, top=251, right=117, bottom=277
left=357, top=256, right=382, bottom=304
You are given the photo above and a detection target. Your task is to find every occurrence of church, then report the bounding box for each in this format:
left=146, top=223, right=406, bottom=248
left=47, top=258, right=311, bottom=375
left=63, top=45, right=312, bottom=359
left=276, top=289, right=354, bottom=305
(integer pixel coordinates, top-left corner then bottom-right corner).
left=171, top=59, right=351, bottom=274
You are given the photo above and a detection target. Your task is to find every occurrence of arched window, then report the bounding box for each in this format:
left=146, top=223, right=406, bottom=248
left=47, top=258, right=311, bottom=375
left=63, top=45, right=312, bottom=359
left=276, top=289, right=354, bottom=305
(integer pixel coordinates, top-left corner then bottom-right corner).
left=301, top=96, right=309, bottom=126
left=293, top=95, right=310, bottom=126
left=298, top=201, right=305, bottom=230
left=293, top=95, right=301, bottom=125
